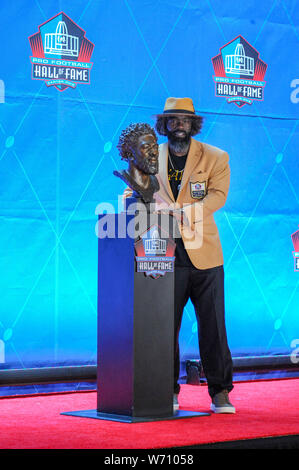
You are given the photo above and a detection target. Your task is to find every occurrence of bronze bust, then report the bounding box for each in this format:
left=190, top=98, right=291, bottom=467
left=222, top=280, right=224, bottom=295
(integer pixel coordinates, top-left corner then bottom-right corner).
left=114, top=123, right=160, bottom=204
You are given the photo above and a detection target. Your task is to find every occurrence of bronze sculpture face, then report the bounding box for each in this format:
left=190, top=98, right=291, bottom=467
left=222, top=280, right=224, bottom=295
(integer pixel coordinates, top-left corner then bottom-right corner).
left=114, top=123, right=160, bottom=203
left=130, top=133, right=159, bottom=175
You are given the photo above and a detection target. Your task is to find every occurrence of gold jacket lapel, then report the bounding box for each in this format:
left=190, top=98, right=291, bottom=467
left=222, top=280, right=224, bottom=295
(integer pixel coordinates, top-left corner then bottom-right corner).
left=177, top=138, right=203, bottom=202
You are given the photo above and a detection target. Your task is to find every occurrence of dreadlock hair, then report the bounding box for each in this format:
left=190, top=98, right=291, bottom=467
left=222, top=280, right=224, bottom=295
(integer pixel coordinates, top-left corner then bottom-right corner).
left=117, top=123, right=157, bottom=161
left=155, top=115, right=204, bottom=137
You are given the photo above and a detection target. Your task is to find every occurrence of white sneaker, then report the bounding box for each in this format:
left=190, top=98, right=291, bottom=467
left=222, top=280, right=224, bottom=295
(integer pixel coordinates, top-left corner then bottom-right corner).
left=210, top=390, right=235, bottom=414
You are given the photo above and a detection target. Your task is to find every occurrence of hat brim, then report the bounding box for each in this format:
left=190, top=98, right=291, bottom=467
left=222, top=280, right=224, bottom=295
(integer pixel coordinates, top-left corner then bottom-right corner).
left=152, top=110, right=201, bottom=118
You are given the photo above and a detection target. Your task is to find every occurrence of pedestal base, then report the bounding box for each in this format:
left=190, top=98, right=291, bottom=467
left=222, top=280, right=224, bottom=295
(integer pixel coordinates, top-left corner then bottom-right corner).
left=61, top=409, right=210, bottom=423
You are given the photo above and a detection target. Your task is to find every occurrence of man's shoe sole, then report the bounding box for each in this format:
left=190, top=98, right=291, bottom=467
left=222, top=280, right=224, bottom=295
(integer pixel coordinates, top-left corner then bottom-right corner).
left=210, top=404, right=235, bottom=414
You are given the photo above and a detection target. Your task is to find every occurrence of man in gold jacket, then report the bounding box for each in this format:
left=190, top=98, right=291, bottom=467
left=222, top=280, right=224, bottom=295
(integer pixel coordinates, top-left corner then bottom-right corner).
left=154, top=97, right=235, bottom=414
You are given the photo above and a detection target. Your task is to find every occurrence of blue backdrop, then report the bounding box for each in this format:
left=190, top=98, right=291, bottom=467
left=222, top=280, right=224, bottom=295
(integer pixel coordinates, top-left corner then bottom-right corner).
left=0, top=0, right=298, bottom=370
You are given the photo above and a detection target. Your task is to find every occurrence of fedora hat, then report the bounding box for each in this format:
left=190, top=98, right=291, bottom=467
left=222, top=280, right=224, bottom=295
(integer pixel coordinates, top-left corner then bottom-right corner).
left=154, top=97, right=199, bottom=117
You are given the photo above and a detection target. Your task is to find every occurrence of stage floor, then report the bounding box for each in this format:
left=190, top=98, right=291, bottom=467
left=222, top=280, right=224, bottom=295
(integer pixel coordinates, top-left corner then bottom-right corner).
left=0, top=378, right=298, bottom=449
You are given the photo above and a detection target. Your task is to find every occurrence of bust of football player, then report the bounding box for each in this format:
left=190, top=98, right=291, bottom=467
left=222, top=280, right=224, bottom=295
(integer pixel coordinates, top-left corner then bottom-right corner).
left=114, top=123, right=160, bottom=204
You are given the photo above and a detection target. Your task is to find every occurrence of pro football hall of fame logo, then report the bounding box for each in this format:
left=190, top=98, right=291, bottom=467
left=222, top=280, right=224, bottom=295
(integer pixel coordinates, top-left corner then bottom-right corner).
left=29, top=12, right=94, bottom=91
left=212, top=35, right=267, bottom=107
left=135, top=225, right=176, bottom=279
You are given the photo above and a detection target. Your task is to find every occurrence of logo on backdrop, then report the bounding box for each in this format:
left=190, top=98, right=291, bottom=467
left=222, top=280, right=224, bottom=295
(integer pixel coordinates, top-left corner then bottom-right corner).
left=212, top=35, right=267, bottom=107
left=29, top=12, right=94, bottom=91
left=135, top=225, right=176, bottom=279
left=291, top=227, right=299, bottom=272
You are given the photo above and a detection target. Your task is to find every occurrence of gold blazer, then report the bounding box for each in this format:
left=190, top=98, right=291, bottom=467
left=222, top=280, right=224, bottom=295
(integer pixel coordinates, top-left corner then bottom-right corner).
left=154, top=138, right=230, bottom=269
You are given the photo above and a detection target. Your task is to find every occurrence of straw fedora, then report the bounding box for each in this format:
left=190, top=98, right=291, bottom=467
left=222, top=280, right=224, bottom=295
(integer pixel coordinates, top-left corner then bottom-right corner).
left=154, top=97, right=200, bottom=117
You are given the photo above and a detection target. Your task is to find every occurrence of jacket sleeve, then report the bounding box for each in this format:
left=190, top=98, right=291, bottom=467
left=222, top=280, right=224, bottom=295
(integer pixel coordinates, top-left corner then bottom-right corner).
left=183, top=151, right=230, bottom=226
left=202, top=151, right=230, bottom=217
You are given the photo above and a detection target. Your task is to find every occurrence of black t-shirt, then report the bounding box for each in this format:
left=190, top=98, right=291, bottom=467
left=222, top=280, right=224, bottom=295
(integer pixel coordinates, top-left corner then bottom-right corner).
left=168, top=151, right=187, bottom=200
left=168, top=151, right=193, bottom=268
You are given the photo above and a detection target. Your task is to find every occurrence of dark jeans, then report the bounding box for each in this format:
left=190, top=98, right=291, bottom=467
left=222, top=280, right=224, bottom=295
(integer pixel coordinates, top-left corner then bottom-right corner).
left=174, top=265, right=233, bottom=398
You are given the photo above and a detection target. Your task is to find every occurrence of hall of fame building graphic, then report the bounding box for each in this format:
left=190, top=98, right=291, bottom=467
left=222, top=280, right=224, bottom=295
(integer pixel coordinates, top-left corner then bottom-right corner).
left=212, top=36, right=267, bottom=107
left=29, top=12, right=94, bottom=91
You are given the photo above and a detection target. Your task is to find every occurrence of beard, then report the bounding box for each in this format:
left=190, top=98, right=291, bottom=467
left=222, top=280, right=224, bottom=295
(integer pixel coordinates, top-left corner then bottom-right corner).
left=166, top=129, right=191, bottom=155
left=144, top=161, right=159, bottom=175
left=137, top=153, right=159, bottom=175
